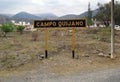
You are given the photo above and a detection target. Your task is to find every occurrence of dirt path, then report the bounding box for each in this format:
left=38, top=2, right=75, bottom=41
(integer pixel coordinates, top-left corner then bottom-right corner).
left=1, top=66, right=120, bottom=82
left=0, top=53, right=120, bottom=82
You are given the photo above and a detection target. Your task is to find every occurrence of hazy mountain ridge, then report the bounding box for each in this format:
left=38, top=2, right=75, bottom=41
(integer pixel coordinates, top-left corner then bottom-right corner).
left=36, top=13, right=58, bottom=19
left=0, top=14, right=13, bottom=17
left=59, top=14, right=78, bottom=18
left=59, top=9, right=98, bottom=18
left=77, top=9, right=98, bottom=18
left=12, top=12, right=41, bottom=20
left=11, top=9, right=98, bottom=20
left=0, top=9, right=98, bottom=24
left=0, top=14, right=11, bottom=24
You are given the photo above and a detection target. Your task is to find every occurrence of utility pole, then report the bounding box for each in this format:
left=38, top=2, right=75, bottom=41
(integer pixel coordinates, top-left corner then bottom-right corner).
left=111, top=0, right=115, bottom=59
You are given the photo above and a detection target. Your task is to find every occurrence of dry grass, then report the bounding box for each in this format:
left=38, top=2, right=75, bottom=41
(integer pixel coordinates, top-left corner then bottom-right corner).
left=0, top=28, right=120, bottom=76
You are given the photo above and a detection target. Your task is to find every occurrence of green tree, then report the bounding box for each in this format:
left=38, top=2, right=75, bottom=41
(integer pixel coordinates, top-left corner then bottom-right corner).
left=87, top=2, right=93, bottom=27
left=17, top=25, right=25, bottom=34
left=95, top=1, right=120, bottom=26
left=95, top=2, right=111, bottom=27
left=1, top=23, right=14, bottom=37
left=114, top=1, right=120, bottom=25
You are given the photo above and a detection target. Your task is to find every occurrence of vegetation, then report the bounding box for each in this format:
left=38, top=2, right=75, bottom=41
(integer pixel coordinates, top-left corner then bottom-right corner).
left=17, top=25, right=25, bottom=34
left=0, top=28, right=120, bottom=71
left=97, top=27, right=111, bottom=42
left=87, top=2, right=93, bottom=27
left=1, top=23, right=14, bottom=37
left=95, top=1, right=120, bottom=26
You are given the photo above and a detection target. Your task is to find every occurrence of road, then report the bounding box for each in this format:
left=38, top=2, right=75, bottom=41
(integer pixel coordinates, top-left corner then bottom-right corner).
left=0, top=67, right=120, bottom=82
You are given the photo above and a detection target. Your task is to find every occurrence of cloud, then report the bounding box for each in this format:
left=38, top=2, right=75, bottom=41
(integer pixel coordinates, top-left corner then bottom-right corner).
left=0, top=0, right=118, bottom=16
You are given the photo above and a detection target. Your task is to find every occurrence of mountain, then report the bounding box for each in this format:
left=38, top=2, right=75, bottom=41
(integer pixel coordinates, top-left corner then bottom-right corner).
left=0, top=14, right=13, bottom=17
left=59, top=14, right=77, bottom=19
left=92, top=9, right=98, bottom=17
left=36, top=13, right=58, bottom=19
left=0, top=14, right=11, bottom=24
left=12, top=12, right=41, bottom=20
left=77, top=11, right=88, bottom=18
left=0, top=9, right=98, bottom=24
left=77, top=9, right=98, bottom=18
left=59, top=9, right=98, bottom=19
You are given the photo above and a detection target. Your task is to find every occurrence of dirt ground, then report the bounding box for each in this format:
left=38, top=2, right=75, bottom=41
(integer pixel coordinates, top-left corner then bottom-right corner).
left=0, top=28, right=120, bottom=77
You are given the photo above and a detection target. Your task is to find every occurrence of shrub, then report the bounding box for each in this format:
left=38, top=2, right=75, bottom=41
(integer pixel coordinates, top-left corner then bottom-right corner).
left=1, top=23, right=14, bottom=37
left=17, top=26, right=25, bottom=34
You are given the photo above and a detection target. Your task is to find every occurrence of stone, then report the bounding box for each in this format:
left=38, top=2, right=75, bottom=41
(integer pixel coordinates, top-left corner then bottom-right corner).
left=82, top=54, right=89, bottom=57
left=38, top=55, right=45, bottom=60
left=98, top=53, right=104, bottom=57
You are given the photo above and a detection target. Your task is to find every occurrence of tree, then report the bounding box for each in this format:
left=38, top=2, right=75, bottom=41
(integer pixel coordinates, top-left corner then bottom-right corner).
left=114, top=1, right=120, bottom=25
left=1, top=23, right=14, bottom=37
left=87, top=2, right=93, bottom=26
left=95, top=2, right=111, bottom=27
left=95, top=1, right=120, bottom=26
left=17, top=25, right=25, bottom=34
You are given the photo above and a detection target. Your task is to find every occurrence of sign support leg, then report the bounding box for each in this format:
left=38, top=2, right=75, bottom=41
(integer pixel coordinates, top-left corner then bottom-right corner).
left=72, top=27, right=75, bottom=59
left=45, top=28, right=48, bottom=58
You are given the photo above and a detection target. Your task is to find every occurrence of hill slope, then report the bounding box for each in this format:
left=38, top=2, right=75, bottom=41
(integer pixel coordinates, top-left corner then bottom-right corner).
left=36, top=13, right=58, bottom=19
left=12, top=12, right=41, bottom=20
left=77, top=9, right=98, bottom=18
left=59, top=14, right=77, bottom=19
left=0, top=15, right=11, bottom=24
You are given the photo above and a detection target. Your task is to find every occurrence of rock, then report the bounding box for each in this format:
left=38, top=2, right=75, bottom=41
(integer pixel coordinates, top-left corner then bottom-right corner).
left=69, top=30, right=72, bottom=33
left=103, top=53, right=111, bottom=58
left=88, top=60, right=93, bottom=63
left=38, top=55, right=45, bottom=60
left=82, top=54, right=89, bottom=57
left=75, top=55, right=79, bottom=59
left=98, top=53, right=104, bottom=57
left=98, top=53, right=111, bottom=58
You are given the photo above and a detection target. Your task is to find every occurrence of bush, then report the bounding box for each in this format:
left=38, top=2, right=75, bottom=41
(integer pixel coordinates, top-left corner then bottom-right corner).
left=17, top=26, right=25, bottom=34
left=1, top=23, right=14, bottom=37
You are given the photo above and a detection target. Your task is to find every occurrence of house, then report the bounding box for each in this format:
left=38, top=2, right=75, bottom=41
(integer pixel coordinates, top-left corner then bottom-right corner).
left=91, top=19, right=111, bottom=27
left=11, top=20, right=35, bottom=31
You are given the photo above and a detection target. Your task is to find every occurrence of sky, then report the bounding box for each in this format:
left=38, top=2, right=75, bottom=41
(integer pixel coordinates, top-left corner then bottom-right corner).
left=0, top=0, right=119, bottom=16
